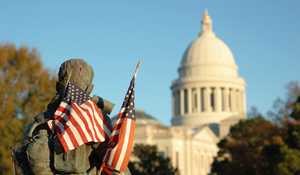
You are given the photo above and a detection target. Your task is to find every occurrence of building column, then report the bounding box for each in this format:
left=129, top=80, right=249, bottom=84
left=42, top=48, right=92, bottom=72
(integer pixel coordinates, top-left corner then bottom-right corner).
left=188, top=88, right=192, bottom=114
left=180, top=89, right=184, bottom=115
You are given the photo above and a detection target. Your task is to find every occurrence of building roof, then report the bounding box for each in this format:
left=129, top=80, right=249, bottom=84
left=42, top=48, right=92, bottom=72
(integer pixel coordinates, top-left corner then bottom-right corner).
left=111, top=110, right=165, bottom=127
left=179, top=9, right=238, bottom=78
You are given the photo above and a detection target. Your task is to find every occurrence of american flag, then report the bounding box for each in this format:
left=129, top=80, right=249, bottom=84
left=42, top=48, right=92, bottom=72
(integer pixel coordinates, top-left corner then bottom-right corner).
left=51, top=81, right=112, bottom=152
left=101, top=76, right=136, bottom=174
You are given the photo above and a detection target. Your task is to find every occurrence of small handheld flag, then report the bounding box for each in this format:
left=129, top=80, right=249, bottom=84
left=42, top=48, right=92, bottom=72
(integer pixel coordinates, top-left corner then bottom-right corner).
left=52, top=81, right=113, bottom=152
left=100, top=61, right=141, bottom=174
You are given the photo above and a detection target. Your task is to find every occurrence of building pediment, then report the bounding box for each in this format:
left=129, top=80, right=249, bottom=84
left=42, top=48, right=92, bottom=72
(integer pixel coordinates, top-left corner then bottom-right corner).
left=190, top=126, right=219, bottom=144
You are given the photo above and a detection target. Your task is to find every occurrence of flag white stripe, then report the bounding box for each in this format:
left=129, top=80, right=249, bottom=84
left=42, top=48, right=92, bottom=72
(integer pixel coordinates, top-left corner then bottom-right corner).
left=69, top=103, right=93, bottom=141
left=115, top=119, right=131, bottom=170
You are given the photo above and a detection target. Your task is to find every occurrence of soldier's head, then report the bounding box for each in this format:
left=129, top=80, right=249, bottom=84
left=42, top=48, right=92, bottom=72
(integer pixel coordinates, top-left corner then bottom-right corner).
left=57, top=59, right=94, bottom=95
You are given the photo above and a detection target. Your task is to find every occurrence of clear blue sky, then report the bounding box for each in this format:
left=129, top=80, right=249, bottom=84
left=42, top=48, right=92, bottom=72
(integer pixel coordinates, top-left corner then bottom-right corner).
left=0, top=1, right=299, bottom=126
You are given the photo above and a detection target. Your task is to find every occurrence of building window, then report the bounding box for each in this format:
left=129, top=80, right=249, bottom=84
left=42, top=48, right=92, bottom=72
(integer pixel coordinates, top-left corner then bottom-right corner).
left=210, top=88, right=215, bottom=111
left=184, top=89, right=188, bottom=114
left=201, top=88, right=205, bottom=112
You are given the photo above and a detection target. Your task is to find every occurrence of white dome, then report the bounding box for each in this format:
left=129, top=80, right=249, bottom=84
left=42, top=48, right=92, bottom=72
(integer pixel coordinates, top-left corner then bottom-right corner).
left=171, top=10, right=247, bottom=130
left=179, top=11, right=238, bottom=78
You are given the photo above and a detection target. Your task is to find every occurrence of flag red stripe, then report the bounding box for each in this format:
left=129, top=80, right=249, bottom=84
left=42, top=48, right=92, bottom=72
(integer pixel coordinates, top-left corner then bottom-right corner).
left=76, top=102, right=100, bottom=141
left=120, top=120, right=135, bottom=171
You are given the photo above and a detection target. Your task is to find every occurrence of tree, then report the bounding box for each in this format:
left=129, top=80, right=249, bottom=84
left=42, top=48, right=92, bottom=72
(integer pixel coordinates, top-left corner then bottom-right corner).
left=212, top=116, right=284, bottom=175
left=0, top=43, right=57, bottom=175
left=128, top=144, right=179, bottom=175
left=268, top=81, right=300, bottom=126
left=212, top=82, right=300, bottom=175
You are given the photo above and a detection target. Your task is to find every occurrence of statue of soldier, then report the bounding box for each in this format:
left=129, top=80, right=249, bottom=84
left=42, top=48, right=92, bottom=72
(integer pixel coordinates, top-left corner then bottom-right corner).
left=11, top=59, right=131, bottom=175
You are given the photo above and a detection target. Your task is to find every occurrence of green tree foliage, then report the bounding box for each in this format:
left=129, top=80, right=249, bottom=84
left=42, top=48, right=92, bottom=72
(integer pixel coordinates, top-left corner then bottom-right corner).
left=212, top=81, right=300, bottom=175
left=0, top=43, right=57, bottom=175
left=128, top=144, right=179, bottom=175
left=212, top=117, right=284, bottom=175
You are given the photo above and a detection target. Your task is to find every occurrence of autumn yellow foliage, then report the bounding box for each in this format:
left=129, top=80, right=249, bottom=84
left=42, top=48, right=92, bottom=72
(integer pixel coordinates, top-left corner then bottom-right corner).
left=0, top=43, right=57, bottom=175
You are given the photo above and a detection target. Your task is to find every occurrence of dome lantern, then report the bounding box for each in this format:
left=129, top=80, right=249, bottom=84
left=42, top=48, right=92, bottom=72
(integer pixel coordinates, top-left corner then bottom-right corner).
left=201, top=9, right=214, bottom=35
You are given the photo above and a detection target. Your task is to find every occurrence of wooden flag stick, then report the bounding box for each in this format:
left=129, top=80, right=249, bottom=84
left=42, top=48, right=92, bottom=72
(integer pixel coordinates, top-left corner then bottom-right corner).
left=98, top=167, right=103, bottom=175
left=62, top=71, right=72, bottom=98
left=134, top=61, right=141, bottom=78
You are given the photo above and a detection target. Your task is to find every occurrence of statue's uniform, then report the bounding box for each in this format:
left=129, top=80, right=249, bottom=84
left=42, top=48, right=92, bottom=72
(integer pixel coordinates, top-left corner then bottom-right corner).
left=14, top=93, right=131, bottom=175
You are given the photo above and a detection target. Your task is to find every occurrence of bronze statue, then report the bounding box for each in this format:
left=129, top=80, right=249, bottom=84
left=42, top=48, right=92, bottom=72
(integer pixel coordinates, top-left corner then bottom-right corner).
left=11, top=59, right=131, bottom=175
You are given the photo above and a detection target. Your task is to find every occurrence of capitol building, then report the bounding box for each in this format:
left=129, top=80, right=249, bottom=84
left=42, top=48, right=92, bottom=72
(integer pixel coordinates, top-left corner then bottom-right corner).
left=115, top=10, right=247, bottom=175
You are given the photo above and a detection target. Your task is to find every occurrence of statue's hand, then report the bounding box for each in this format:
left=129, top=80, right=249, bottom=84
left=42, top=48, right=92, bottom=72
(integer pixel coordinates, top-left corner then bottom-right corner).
left=34, top=113, right=45, bottom=123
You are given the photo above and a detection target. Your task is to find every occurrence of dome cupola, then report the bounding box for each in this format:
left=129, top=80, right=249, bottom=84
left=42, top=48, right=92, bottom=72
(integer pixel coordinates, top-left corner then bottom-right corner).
left=179, top=9, right=238, bottom=78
